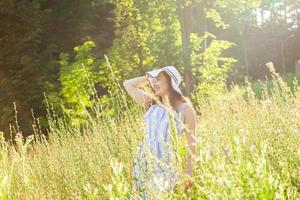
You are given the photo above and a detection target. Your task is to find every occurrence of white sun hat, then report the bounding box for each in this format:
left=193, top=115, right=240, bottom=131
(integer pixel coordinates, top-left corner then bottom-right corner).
left=146, top=66, right=183, bottom=95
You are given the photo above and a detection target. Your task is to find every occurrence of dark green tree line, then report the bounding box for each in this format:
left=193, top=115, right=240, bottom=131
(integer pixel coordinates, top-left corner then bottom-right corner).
left=0, top=0, right=114, bottom=137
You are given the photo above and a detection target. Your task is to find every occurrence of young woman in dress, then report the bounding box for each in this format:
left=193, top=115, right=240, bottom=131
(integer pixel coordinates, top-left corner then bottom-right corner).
left=123, top=66, right=196, bottom=198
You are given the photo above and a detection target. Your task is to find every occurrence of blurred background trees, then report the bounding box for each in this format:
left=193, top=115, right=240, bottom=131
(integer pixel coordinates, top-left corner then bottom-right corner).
left=0, top=0, right=299, bottom=138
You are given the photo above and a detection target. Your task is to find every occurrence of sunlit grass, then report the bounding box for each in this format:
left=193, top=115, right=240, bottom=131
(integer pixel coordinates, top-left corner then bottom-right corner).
left=1, top=65, right=300, bottom=199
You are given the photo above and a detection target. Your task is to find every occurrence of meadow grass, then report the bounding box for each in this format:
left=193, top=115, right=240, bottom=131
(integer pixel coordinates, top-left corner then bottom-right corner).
left=1, top=68, right=300, bottom=199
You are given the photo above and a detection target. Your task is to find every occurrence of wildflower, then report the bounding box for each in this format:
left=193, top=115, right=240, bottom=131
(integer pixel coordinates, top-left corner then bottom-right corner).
left=194, top=156, right=201, bottom=163
left=15, top=132, right=23, bottom=139
left=209, top=149, right=214, bottom=158
left=239, top=128, right=247, bottom=135
left=250, top=145, right=256, bottom=152
left=293, top=129, right=300, bottom=136
left=0, top=131, right=5, bottom=143
left=222, top=146, right=231, bottom=158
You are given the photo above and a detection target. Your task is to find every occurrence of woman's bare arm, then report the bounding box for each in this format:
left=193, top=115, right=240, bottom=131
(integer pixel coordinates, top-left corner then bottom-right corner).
left=123, top=75, right=153, bottom=109
left=183, top=105, right=197, bottom=177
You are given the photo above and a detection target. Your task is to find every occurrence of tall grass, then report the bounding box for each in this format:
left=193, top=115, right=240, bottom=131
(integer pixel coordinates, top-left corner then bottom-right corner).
left=1, top=64, right=300, bottom=199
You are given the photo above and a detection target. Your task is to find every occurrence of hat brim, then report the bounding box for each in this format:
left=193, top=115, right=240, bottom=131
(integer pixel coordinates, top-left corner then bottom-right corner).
left=146, top=69, right=164, bottom=78
left=147, top=69, right=183, bottom=95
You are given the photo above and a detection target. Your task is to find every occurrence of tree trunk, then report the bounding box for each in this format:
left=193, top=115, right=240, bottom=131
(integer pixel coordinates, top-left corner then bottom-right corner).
left=243, top=40, right=249, bottom=77
left=283, top=0, right=287, bottom=23
left=261, top=9, right=264, bottom=25
left=177, top=1, right=193, bottom=95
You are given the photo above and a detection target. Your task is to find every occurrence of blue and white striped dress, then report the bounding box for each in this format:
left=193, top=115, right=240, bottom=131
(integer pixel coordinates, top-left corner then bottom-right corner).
left=133, top=103, right=186, bottom=199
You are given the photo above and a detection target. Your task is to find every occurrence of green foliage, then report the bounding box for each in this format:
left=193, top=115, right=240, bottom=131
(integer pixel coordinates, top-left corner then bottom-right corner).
left=107, top=0, right=182, bottom=80
left=205, top=9, right=229, bottom=29
left=251, top=71, right=300, bottom=99
left=59, top=41, right=98, bottom=126
left=191, top=33, right=236, bottom=98
left=104, top=160, right=130, bottom=200
left=0, top=0, right=114, bottom=137
left=0, top=0, right=53, bottom=136
left=58, top=41, right=133, bottom=127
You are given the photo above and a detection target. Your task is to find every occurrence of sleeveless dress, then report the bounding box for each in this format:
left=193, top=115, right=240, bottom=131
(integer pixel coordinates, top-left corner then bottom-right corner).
left=132, top=103, right=187, bottom=199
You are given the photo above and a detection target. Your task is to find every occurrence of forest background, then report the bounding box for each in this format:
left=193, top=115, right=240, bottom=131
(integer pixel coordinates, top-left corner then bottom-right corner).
left=0, top=0, right=299, bottom=138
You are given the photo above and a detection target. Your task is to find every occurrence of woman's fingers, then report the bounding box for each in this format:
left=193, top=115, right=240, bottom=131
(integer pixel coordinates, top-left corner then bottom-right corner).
left=183, top=179, right=193, bottom=191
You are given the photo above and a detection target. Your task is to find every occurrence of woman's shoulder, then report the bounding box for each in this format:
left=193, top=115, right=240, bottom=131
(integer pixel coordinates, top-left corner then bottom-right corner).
left=180, top=102, right=196, bottom=122
left=179, top=102, right=195, bottom=113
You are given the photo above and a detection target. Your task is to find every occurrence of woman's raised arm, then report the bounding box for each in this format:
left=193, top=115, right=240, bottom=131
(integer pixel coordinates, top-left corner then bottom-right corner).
left=123, top=75, right=153, bottom=109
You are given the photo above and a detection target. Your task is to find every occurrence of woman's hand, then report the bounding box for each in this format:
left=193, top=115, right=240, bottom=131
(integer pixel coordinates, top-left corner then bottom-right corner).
left=174, top=173, right=193, bottom=193
left=182, top=173, right=193, bottom=191
left=123, top=75, right=152, bottom=109
left=182, top=178, right=193, bottom=191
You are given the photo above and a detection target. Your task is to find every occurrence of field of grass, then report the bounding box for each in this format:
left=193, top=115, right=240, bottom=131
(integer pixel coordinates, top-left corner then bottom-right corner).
left=1, top=70, right=300, bottom=199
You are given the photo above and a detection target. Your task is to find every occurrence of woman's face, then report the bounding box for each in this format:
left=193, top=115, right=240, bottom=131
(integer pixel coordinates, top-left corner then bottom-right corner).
left=150, top=72, right=171, bottom=97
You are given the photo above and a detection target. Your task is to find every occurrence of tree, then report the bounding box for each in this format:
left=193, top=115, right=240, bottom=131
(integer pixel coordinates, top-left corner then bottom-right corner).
left=108, top=0, right=242, bottom=96
left=0, top=0, right=114, bottom=137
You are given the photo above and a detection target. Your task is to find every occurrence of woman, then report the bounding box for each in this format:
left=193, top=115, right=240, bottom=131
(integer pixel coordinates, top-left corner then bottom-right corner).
left=123, top=66, right=196, bottom=198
